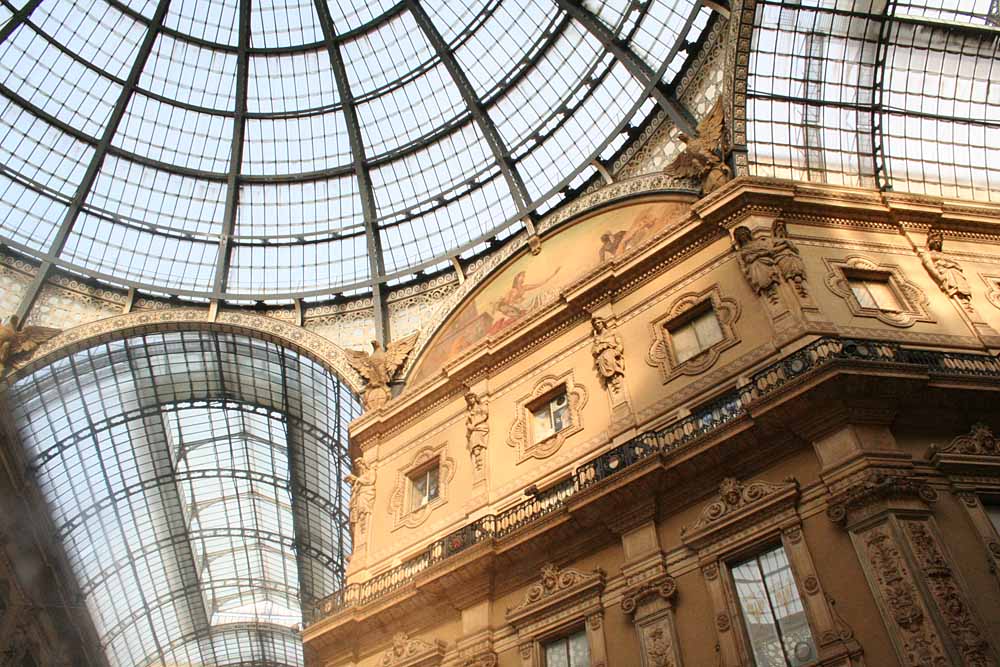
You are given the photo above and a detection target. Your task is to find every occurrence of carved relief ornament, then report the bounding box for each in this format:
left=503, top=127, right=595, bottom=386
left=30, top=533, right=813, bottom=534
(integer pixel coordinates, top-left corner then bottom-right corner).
left=380, top=631, right=446, bottom=667
left=680, top=476, right=799, bottom=549
left=590, top=315, right=627, bottom=406
left=464, top=390, right=490, bottom=481
left=646, top=285, right=740, bottom=383
left=826, top=469, right=938, bottom=527
left=506, top=371, right=588, bottom=463
left=928, top=422, right=999, bottom=459
left=621, top=574, right=677, bottom=618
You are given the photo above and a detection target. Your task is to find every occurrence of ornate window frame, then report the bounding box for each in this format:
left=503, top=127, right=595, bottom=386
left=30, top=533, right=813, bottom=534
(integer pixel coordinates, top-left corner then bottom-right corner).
left=388, top=443, right=456, bottom=531
left=646, top=285, right=740, bottom=382
left=928, top=422, right=1000, bottom=581
left=681, top=477, right=862, bottom=667
left=980, top=273, right=1000, bottom=311
left=823, top=255, right=932, bottom=328
left=506, top=563, right=608, bottom=667
left=507, top=371, right=588, bottom=463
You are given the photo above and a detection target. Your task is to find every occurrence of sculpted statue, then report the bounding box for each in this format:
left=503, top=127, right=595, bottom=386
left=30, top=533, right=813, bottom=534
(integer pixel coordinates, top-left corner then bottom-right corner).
left=590, top=316, right=625, bottom=392
left=921, top=230, right=972, bottom=305
left=0, top=315, right=59, bottom=375
left=733, top=226, right=781, bottom=304
left=465, top=392, right=489, bottom=474
left=663, top=97, right=731, bottom=195
left=344, top=333, right=418, bottom=411
left=346, top=458, right=376, bottom=538
left=771, top=219, right=808, bottom=297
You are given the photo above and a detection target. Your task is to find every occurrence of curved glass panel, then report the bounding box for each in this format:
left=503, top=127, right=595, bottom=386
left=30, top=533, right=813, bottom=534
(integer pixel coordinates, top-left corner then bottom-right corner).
left=10, top=331, right=361, bottom=667
left=0, top=0, right=711, bottom=298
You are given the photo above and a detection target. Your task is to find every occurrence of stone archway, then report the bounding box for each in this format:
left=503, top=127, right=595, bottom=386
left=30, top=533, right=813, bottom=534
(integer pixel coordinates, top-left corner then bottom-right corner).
left=8, top=309, right=364, bottom=393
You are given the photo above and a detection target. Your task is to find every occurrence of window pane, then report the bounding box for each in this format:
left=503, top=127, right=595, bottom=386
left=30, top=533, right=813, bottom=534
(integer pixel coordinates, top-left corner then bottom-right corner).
left=732, top=557, right=786, bottom=667
left=760, top=547, right=815, bottom=666
left=866, top=280, right=901, bottom=311
left=545, top=638, right=569, bottom=667
left=671, top=322, right=701, bottom=364
left=849, top=279, right=878, bottom=308
left=551, top=394, right=569, bottom=433
left=533, top=404, right=555, bottom=441
left=568, top=629, right=590, bottom=667
left=427, top=467, right=439, bottom=501
left=693, top=310, right=724, bottom=349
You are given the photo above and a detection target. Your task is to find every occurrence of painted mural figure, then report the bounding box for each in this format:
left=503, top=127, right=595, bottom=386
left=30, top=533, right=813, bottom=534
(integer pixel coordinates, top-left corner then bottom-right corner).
left=734, top=226, right=781, bottom=304
left=771, top=219, right=808, bottom=297
left=346, top=458, right=376, bottom=538
left=590, top=316, right=625, bottom=392
left=921, top=230, right=972, bottom=305
left=491, top=268, right=560, bottom=320
left=344, top=335, right=418, bottom=411
left=465, top=392, right=489, bottom=474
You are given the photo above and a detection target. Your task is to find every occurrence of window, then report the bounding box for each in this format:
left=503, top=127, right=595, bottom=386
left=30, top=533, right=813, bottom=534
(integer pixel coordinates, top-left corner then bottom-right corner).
left=847, top=275, right=901, bottom=312
left=543, top=628, right=590, bottom=667
left=532, top=391, right=569, bottom=442
left=410, top=464, right=440, bottom=510
left=732, top=545, right=816, bottom=667
left=669, top=307, right=724, bottom=363
left=986, top=501, right=1000, bottom=537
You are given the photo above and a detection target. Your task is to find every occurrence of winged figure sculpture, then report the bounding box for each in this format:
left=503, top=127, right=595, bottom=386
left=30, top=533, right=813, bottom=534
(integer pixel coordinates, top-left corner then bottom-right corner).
left=0, top=315, right=59, bottom=375
left=664, top=97, right=731, bottom=195
left=344, top=333, right=419, bottom=412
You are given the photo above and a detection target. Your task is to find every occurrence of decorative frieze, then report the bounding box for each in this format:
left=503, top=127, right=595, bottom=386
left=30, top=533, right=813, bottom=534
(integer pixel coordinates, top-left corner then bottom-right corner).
left=379, top=631, right=446, bottom=667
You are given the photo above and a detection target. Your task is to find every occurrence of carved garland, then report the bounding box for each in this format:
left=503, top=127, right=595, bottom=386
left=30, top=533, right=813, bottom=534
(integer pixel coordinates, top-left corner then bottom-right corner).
left=646, top=285, right=741, bottom=382
left=506, top=371, right=588, bottom=463
left=823, top=255, right=932, bottom=328
left=388, top=443, right=456, bottom=530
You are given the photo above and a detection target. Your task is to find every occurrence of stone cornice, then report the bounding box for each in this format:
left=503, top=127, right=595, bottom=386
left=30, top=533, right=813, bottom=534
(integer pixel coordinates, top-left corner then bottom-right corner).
left=505, top=563, right=606, bottom=629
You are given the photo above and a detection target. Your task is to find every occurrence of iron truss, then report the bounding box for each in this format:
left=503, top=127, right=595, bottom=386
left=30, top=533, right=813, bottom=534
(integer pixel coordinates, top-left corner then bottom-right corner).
left=0, top=0, right=713, bottom=318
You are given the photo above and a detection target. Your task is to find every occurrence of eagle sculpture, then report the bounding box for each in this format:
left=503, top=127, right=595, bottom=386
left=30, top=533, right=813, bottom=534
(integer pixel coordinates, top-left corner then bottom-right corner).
left=344, top=333, right=418, bottom=412
left=664, top=97, right=731, bottom=195
left=0, top=315, right=59, bottom=375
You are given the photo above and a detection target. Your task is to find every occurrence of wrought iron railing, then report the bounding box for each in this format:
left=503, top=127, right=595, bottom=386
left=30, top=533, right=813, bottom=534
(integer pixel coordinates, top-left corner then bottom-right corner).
left=309, top=337, right=999, bottom=621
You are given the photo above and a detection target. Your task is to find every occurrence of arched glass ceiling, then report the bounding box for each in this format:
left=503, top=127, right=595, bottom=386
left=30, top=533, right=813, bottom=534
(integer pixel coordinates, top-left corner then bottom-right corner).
left=10, top=330, right=361, bottom=667
left=0, top=0, right=712, bottom=300
left=746, top=0, right=1000, bottom=201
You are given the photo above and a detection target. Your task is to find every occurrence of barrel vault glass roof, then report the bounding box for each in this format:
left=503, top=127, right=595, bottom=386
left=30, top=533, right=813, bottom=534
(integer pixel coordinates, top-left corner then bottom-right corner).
left=10, top=331, right=361, bottom=667
left=0, top=0, right=713, bottom=300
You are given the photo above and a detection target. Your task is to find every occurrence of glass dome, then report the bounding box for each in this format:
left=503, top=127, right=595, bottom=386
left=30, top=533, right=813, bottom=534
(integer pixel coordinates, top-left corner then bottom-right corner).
left=0, top=0, right=712, bottom=300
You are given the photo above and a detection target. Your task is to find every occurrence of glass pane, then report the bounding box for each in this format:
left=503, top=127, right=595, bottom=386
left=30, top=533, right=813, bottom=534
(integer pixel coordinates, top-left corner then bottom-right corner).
left=849, top=279, right=878, bottom=309
left=533, top=404, right=555, bottom=441
left=568, top=629, right=590, bottom=667
left=545, top=638, right=570, bottom=667
left=693, top=310, right=724, bottom=349
left=551, top=394, right=569, bottom=433
left=671, top=322, right=701, bottom=364
left=760, top=547, right=815, bottom=666
left=732, top=557, right=786, bottom=667
left=412, top=473, right=428, bottom=509
left=427, top=467, right=440, bottom=502
left=866, top=280, right=901, bottom=312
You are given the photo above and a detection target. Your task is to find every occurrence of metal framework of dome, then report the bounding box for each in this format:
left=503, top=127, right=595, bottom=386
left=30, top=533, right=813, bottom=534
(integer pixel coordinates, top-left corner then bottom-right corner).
left=0, top=0, right=712, bottom=316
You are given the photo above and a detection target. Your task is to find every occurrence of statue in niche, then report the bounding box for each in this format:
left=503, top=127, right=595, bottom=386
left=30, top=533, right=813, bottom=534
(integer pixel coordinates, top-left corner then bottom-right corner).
left=733, top=226, right=781, bottom=304
left=921, top=229, right=972, bottom=306
left=771, top=218, right=809, bottom=297
left=346, top=458, right=376, bottom=538
left=344, top=334, right=418, bottom=412
left=663, top=97, right=731, bottom=195
left=591, top=316, right=625, bottom=395
left=0, top=315, right=59, bottom=375
left=465, top=391, right=489, bottom=475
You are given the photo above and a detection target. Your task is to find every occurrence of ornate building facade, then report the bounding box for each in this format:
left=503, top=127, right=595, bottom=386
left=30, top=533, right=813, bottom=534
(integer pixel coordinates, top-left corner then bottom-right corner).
left=0, top=0, right=997, bottom=666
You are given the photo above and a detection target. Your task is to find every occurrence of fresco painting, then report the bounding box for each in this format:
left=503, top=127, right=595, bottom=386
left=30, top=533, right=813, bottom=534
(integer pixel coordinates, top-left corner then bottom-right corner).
left=411, top=200, right=691, bottom=381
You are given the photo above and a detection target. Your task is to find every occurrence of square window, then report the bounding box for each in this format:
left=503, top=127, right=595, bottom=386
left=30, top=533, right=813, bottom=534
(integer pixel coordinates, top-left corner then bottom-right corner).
left=669, top=306, right=724, bottom=364
left=409, top=463, right=440, bottom=510
left=532, top=391, right=569, bottom=442
left=731, top=545, right=816, bottom=667
left=543, top=627, right=590, bottom=667
left=847, top=275, right=901, bottom=312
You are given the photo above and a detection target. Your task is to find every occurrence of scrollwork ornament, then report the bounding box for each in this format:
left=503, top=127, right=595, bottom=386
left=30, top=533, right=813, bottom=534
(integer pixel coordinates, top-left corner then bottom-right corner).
left=784, top=526, right=802, bottom=544
left=803, top=575, right=820, bottom=596
left=587, top=613, right=603, bottom=630
left=519, top=643, right=532, bottom=660
left=702, top=562, right=719, bottom=581
left=715, top=612, right=730, bottom=632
